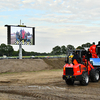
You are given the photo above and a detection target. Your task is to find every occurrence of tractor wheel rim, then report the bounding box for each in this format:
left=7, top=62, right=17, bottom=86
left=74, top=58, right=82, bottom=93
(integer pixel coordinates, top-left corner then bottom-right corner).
left=85, top=76, right=89, bottom=83
left=96, top=73, right=99, bottom=80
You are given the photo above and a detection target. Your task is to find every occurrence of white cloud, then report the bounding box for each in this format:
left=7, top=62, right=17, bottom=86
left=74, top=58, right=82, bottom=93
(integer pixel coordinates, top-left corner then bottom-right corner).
left=0, top=0, right=99, bottom=13
left=0, top=0, right=22, bottom=11
left=0, top=0, right=100, bottom=21
left=0, top=0, right=100, bottom=52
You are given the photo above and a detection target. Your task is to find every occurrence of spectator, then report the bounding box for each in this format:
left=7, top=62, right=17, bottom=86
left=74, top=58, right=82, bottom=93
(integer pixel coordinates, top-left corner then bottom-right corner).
left=22, top=29, right=25, bottom=39
left=89, top=42, right=98, bottom=58
left=96, top=41, right=100, bottom=58
left=16, top=31, right=20, bottom=41
left=86, top=49, right=92, bottom=61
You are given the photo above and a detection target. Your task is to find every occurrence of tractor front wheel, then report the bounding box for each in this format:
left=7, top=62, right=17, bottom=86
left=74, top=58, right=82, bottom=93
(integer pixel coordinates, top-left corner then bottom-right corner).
left=65, top=79, right=74, bottom=85
left=80, top=72, right=89, bottom=86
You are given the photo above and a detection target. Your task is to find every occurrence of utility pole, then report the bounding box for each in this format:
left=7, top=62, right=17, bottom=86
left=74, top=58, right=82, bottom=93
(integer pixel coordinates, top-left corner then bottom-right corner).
left=19, top=20, right=22, bottom=59
left=19, top=41, right=22, bottom=59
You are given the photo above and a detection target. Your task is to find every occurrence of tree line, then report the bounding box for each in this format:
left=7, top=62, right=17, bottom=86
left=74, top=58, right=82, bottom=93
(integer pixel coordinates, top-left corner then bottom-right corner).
left=0, top=43, right=92, bottom=56
left=51, top=43, right=92, bottom=55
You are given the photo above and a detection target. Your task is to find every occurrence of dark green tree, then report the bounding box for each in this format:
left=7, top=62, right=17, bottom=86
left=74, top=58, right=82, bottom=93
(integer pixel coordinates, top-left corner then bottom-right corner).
left=82, top=43, right=92, bottom=47
left=6, top=45, right=14, bottom=56
left=0, top=44, right=14, bottom=56
left=76, top=46, right=84, bottom=49
left=0, top=43, right=7, bottom=55
left=52, top=46, right=61, bottom=55
left=67, top=44, right=75, bottom=50
left=12, top=51, right=19, bottom=56
left=61, top=45, right=67, bottom=54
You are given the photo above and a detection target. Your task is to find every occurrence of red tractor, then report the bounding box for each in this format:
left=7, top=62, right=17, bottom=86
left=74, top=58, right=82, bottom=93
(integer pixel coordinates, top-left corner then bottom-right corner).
left=62, top=50, right=100, bottom=86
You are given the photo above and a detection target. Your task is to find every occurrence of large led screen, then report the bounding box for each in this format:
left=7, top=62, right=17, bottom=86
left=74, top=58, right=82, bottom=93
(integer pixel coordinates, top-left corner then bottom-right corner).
left=11, top=26, right=34, bottom=45
left=5, top=25, right=35, bottom=45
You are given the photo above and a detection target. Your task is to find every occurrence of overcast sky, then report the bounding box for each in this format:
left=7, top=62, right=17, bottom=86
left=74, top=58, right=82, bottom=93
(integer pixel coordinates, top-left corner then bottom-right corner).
left=0, top=0, right=100, bottom=53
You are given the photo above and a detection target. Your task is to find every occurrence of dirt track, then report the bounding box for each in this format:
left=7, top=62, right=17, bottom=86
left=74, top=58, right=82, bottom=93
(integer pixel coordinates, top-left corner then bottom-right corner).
left=0, top=58, right=100, bottom=100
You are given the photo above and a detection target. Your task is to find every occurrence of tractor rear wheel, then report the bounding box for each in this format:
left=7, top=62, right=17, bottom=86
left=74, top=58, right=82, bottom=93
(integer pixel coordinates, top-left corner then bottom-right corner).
left=80, top=72, right=89, bottom=86
left=90, top=70, right=99, bottom=82
left=65, top=79, right=74, bottom=85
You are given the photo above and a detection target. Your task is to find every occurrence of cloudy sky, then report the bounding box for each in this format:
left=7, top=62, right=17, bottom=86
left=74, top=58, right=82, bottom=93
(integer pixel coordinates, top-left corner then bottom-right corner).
left=0, top=0, right=100, bottom=53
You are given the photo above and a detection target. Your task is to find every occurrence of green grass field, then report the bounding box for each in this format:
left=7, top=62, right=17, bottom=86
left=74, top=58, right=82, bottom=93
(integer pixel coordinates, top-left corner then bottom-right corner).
left=0, top=54, right=66, bottom=59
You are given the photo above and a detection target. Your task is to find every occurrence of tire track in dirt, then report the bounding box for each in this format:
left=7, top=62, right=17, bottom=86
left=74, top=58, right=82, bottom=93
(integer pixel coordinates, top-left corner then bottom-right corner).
left=0, top=87, right=67, bottom=100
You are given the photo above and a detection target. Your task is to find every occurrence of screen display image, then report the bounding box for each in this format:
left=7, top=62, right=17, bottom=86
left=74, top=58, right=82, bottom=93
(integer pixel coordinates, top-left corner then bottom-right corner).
left=11, top=26, right=33, bottom=45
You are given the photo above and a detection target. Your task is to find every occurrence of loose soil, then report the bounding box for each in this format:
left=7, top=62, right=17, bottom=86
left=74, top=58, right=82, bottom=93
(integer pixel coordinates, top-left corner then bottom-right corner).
left=0, top=58, right=99, bottom=100
left=0, top=58, right=64, bottom=73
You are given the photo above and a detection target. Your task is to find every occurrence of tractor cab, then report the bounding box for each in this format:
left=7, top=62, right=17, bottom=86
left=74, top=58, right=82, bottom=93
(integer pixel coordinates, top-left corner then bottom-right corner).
left=65, top=49, right=87, bottom=65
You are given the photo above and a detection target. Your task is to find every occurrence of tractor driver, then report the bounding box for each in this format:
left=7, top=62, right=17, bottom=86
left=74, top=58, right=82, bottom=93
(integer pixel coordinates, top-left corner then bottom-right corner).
left=89, top=42, right=98, bottom=58
left=72, top=51, right=81, bottom=64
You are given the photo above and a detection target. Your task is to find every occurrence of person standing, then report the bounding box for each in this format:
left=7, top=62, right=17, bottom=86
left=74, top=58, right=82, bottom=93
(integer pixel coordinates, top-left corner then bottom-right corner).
left=89, top=42, right=98, bottom=58
left=20, top=29, right=22, bottom=39
left=22, top=29, right=25, bottom=39
left=96, top=41, right=100, bottom=58
left=86, top=49, right=92, bottom=61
